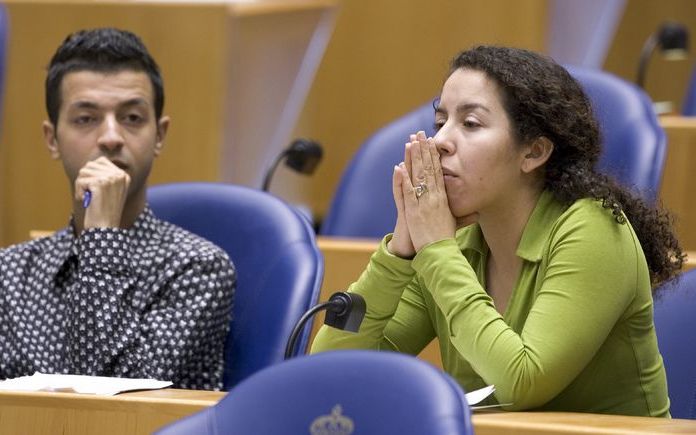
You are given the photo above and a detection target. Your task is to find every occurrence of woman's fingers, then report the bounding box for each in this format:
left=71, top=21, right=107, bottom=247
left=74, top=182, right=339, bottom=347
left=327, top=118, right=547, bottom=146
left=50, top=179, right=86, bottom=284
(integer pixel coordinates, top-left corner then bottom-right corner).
left=416, top=131, right=437, bottom=192
left=389, top=162, right=416, bottom=258
left=392, top=163, right=406, bottom=213
left=405, top=136, right=414, bottom=182
left=410, top=133, right=426, bottom=187
left=429, top=137, right=445, bottom=193
left=400, top=157, right=419, bottom=204
left=407, top=131, right=444, bottom=198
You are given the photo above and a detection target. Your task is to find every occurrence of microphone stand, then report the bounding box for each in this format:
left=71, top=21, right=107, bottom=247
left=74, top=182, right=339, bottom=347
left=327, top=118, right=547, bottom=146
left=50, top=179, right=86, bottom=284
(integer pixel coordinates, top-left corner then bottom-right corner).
left=262, top=149, right=289, bottom=192
left=284, top=291, right=366, bottom=360
left=262, top=139, right=323, bottom=192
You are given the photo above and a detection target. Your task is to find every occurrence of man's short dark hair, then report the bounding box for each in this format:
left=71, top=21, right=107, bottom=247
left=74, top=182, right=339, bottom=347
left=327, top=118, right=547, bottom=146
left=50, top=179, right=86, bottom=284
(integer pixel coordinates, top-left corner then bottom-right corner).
left=45, top=28, right=164, bottom=126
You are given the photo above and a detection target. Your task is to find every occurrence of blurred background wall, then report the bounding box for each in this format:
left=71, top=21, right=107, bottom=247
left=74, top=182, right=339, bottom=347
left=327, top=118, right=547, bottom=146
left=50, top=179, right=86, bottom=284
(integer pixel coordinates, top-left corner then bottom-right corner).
left=1, top=0, right=695, bottom=245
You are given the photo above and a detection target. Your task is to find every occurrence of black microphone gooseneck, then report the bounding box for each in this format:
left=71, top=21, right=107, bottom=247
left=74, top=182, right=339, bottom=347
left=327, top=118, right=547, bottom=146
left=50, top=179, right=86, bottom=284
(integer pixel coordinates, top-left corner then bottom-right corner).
left=262, top=139, right=324, bottom=192
left=284, top=291, right=366, bottom=360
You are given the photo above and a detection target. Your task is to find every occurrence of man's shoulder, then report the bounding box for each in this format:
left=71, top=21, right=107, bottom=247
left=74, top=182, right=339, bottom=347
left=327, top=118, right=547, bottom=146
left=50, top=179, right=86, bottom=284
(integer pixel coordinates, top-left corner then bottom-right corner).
left=0, top=229, right=67, bottom=258
left=151, top=217, right=233, bottom=266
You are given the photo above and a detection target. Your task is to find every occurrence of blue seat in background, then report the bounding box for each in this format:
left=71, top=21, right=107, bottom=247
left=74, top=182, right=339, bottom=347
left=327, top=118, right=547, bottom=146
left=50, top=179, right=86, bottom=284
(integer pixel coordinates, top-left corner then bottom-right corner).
left=566, top=65, right=666, bottom=201
left=654, top=269, right=696, bottom=419
left=684, top=65, right=696, bottom=116
left=320, top=103, right=436, bottom=238
left=148, top=182, right=323, bottom=389
left=155, top=350, right=474, bottom=435
left=321, top=66, right=666, bottom=238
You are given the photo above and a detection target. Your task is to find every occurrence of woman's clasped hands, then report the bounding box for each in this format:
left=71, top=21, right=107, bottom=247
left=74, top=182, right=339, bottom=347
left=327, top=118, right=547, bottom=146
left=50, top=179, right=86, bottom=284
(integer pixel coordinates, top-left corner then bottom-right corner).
left=388, top=130, right=458, bottom=258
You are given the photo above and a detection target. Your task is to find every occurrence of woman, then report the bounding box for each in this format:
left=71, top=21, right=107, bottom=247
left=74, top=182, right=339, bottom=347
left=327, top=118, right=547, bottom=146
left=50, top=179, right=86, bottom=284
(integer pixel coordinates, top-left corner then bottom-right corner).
left=311, top=46, right=683, bottom=416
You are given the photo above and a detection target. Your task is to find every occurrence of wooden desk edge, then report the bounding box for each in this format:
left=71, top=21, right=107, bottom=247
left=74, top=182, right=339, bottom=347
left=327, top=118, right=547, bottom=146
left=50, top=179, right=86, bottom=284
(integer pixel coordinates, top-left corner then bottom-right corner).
left=0, top=388, right=225, bottom=409
left=317, top=235, right=381, bottom=252
left=3, top=389, right=696, bottom=434
left=659, top=115, right=696, bottom=130
left=472, top=411, right=696, bottom=434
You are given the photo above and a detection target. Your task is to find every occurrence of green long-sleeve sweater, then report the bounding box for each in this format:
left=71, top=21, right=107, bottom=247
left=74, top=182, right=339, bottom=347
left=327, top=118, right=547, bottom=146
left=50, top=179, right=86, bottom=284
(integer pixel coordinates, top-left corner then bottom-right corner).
left=312, top=190, right=669, bottom=417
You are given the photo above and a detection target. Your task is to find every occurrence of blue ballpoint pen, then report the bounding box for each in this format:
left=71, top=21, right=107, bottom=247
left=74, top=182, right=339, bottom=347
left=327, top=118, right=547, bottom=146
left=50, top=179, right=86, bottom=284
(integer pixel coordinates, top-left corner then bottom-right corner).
left=82, top=190, right=92, bottom=208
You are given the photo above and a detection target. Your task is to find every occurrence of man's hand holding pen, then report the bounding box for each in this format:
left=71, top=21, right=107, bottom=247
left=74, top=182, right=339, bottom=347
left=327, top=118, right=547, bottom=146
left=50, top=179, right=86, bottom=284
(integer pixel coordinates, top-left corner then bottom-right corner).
left=75, top=156, right=131, bottom=229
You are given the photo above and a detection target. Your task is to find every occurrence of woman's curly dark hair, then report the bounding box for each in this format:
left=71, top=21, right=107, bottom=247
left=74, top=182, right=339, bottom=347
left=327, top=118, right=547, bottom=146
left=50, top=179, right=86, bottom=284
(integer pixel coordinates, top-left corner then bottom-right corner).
left=450, top=45, right=683, bottom=288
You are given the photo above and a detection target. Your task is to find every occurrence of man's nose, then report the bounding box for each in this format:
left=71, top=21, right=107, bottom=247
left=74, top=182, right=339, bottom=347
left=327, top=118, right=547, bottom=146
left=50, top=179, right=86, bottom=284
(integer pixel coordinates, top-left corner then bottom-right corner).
left=97, top=115, right=125, bottom=152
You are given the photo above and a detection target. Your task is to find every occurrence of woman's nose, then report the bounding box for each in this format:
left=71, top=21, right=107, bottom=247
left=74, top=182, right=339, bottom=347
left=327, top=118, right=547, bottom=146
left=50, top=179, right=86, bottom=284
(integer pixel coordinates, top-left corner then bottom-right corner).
left=434, top=127, right=454, bottom=156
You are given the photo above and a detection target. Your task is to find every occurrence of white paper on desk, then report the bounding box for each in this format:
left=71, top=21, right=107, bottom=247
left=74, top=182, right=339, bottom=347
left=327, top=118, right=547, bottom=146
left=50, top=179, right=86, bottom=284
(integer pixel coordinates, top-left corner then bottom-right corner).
left=0, top=372, right=172, bottom=396
left=465, top=385, right=514, bottom=410
left=465, top=385, right=496, bottom=405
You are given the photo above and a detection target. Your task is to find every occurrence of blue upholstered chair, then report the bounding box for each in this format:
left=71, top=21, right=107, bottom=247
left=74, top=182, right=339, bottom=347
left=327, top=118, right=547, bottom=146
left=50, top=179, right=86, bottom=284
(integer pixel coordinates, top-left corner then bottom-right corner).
left=321, top=66, right=666, bottom=238
left=654, top=269, right=696, bottom=419
left=566, top=65, right=666, bottom=201
left=684, top=65, right=696, bottom=116
left=320, top=103, right=437, bottom=238
left=147, top=182, right=323, bottom=389
left=155, top=350, right=474, bottom=435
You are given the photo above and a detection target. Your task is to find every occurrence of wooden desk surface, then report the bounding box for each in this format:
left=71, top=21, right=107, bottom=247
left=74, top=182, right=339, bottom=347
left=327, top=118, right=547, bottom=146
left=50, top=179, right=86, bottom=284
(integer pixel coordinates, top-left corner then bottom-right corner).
left=473, top=411, right=696, bottom=434
left=0, top=388, right=226, bottom=435
left=2, top=388, right=696, bottom=434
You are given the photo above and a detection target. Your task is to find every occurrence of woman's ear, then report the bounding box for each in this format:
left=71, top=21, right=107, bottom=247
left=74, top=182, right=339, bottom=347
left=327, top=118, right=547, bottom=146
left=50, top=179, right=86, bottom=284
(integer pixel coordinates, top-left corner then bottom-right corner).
left=521, top=137, right=554, bottom=173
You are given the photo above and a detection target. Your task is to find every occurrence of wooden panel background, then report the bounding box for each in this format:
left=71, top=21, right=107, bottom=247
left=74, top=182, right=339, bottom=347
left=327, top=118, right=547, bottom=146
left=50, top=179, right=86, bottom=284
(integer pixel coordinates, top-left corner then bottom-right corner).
left=603, top=0, right=696, bottom=112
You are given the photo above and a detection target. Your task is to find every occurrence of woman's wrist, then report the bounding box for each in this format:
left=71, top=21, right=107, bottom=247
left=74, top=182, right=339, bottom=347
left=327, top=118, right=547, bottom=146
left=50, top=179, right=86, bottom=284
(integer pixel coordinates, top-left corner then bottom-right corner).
left=386, top=238, right=416, bottom=260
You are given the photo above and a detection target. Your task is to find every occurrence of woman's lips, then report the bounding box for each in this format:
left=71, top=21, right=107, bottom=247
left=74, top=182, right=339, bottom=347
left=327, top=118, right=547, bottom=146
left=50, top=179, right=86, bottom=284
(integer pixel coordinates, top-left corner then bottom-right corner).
left=442, top=167, right=457, bottom=178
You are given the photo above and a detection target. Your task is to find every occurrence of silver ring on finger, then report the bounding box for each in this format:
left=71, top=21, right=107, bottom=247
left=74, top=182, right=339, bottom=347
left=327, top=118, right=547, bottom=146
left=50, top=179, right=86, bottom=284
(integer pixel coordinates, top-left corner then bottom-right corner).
left=415, top=182, right=428, bottom=199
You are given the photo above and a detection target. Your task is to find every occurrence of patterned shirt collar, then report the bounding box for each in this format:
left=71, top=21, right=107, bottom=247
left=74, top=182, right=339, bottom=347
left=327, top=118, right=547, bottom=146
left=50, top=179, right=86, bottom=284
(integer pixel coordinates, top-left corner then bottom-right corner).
left=45, top=206, right=160, bottom=279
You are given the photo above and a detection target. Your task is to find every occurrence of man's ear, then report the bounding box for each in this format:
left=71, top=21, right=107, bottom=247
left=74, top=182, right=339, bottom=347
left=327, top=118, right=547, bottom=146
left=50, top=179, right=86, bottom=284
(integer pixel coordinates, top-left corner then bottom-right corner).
left=43, top=121, right=60, bottom=159
left=521, top=136, right=554, bottom=173
left=154, top=115, right=170, bottom=157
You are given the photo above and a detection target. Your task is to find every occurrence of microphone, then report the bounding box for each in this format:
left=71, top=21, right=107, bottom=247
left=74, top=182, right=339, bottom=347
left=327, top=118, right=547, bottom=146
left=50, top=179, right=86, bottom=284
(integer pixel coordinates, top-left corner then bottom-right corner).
left=262, top=138, right=324, bottom=192
left=284, top=291, right=366, bottom=360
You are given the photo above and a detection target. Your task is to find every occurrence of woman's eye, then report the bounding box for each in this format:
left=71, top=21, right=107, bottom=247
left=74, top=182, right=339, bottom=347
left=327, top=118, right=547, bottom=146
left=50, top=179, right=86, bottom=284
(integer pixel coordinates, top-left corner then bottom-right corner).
left=433, top=121, right=445, bottom=131
left=463, top=119, right=481, bottom=128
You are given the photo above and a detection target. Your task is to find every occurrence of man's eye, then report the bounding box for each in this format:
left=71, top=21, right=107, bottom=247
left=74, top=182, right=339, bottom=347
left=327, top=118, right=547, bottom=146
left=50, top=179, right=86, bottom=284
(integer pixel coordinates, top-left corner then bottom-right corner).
left=72, top=116, right=96, bottom=125
left=124, top=114, right=144, bottom=124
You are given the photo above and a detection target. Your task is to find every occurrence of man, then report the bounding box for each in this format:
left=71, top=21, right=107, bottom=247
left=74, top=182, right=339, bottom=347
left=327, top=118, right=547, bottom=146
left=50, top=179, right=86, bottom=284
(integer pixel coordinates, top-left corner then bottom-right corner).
left=0, top=28, right=235, bottom=390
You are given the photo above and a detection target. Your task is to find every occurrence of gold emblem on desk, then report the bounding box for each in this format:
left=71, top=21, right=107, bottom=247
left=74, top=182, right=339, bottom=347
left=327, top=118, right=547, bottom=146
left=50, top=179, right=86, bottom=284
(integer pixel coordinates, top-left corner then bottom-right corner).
left=309, top=404, right=354, bottom=435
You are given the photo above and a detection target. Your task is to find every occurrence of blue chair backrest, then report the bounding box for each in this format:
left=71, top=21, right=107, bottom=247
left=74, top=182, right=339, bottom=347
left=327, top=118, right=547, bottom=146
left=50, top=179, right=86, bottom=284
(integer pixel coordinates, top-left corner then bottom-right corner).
left=566, top=65, right=666, bottom=201
left=155, top=350, right=474, bottom=435
left=320, top=103, right=437, bottom=238
left=147, top=182, right=323, bottom=389
left=654, top=269, right=696, bottom=419
left=684, top=65, right=696, bottom=116
left=321, top=66, right=666, bottom=238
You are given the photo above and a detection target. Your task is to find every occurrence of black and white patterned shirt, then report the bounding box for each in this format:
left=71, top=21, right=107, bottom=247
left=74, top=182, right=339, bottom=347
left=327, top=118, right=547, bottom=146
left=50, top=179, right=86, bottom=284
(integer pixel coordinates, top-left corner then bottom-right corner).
left=0, top=207, right=235, bottom=390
